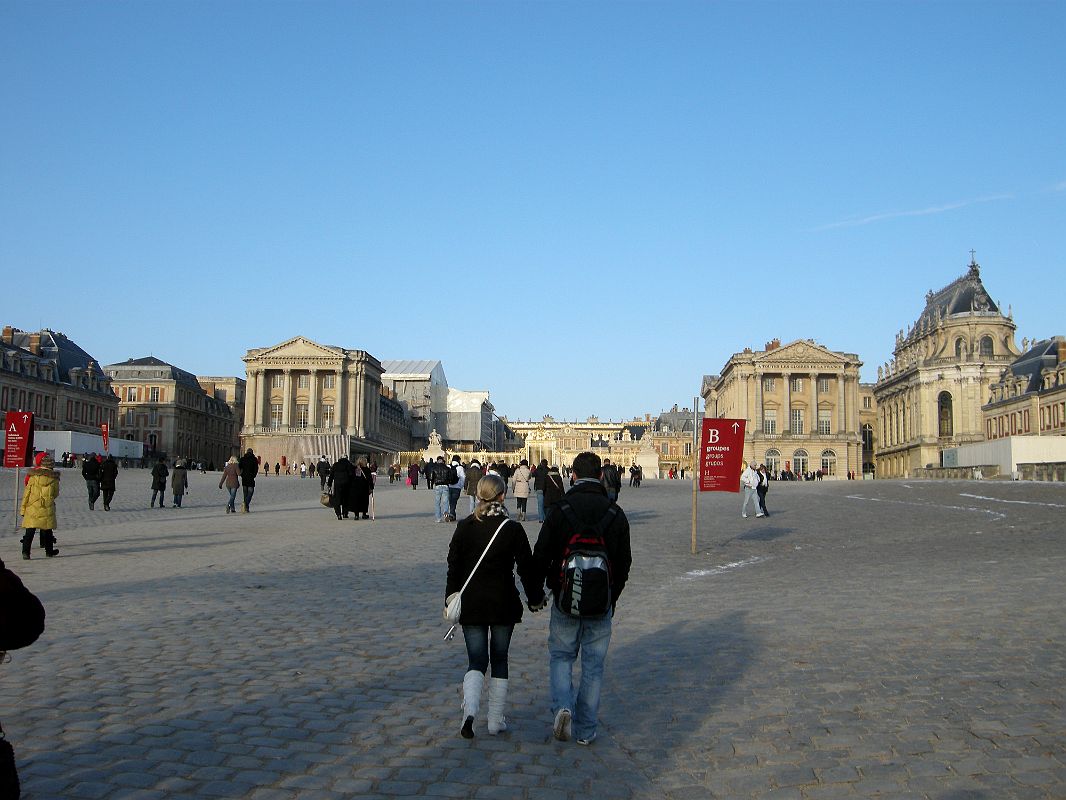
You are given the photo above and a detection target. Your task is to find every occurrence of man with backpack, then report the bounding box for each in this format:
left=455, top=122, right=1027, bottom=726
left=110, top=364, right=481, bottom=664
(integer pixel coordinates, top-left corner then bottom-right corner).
left=430, top=456, right=453, bottom=523
left=532, top=450, right=632, bottom=746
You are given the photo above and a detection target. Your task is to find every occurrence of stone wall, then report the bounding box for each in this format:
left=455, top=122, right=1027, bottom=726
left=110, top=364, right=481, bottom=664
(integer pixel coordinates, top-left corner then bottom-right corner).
left=1017, top=462, right=1066, bottom=481
left=913, top=465, right=1002, bottom=480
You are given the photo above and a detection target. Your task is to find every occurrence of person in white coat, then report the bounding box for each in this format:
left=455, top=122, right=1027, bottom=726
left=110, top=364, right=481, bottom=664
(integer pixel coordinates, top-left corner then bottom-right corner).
left=740, top=461, right=762, bottom=518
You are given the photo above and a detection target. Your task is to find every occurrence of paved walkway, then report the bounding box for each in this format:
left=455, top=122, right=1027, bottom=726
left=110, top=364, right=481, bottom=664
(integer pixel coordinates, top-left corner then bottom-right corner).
left=1, top=469, right=1063, bottom=799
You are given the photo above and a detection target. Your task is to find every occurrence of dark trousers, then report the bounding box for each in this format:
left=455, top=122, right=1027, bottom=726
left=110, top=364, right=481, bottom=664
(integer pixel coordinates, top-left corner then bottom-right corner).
left=448, top=487, right=462, bottom=517
left=85, top=479, right=101, bottom=505
left=242, top=485, right=255, bottom=511
left=102, top=489, right=115, bottom=508
left=23, top=528, right=57, bottom=554
left=462, top=624, right=515, bottom=678
left=757, top=487, right=769, bottom=516
left=333, top=485, right=350, bottom=517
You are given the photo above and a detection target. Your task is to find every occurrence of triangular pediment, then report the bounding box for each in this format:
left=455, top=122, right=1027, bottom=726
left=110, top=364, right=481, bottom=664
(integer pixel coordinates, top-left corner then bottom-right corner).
left=244, top=337, right=346, bottom=361
left=754, top=339, right=847, bottom=366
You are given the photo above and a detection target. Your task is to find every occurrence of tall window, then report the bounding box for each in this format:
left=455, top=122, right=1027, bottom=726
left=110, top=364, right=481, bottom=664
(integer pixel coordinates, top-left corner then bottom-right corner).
left=955, top=338, right=965, bottom=358
left=321, top=404, right=334, bottom=428
left=270, top=404, right=283, bottom=430
left=126, top=386, right=137, bottom=401
left=324, top=373, right=335, bottom=389
left=980, top=336, right=994, bottom=357
left=791, top=408, right=804, bottom=434
left=765, top=449, right=781, bottom=475
left=863, top=396, right=872, bottom=409
left=793, top=449, right=809, bottom=475
left=938, top=392, right=953, bottom=438
left=791, top=377, right=803, bottom=392
left=763, top=410, right=777, bottom=434
left=125, top=408, right=134, bottom=426
left=296, top=403, right=309, bottom=429
left=820, top=449, right=837, bottom=476
left=271, top=374, right=284, bottom=389
left=763, top=377, right=775, bottom=392
left=298, top=374, right=310, bottom=389
left=149, top=387, right=160, bottom=402
left=818, top=377, right=830, bottom=393
left=818, top=410, right=832, bottom=435
left=149, top=409, right=158, bottom=426
left=862, top=423, right=874, bottom=452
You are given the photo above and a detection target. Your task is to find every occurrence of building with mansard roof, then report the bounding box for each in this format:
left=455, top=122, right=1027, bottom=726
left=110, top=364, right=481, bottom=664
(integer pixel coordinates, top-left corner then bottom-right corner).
left=702, top=338, right=864, bottom=479
left=983, top=336, right=1066, bottom=441
left=1, top=325, right=118, bottom=436
left=873, top=257, right=1020, bottom=477
left=106, top=356, right=237, bottom=467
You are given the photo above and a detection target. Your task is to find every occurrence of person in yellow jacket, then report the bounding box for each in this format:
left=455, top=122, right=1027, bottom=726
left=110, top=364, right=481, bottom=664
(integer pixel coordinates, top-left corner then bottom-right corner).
left=20, top=454, right=60, bottom=559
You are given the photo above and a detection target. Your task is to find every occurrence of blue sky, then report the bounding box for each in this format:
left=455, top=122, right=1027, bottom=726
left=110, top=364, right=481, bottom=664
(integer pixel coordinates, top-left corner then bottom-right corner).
left=3, top=0, right=1063, bottom=422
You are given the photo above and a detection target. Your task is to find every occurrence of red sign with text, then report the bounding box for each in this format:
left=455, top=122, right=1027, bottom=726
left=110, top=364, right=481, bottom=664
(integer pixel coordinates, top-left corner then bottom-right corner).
left=101, top=422, right=110, bottom=453
left=698, top=418, right=746, bottom=492
left=4, top=411, right=35, bottom=468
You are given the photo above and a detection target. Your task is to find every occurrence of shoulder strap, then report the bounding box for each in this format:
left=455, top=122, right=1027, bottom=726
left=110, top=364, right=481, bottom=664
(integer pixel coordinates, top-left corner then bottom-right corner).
left=456, top=517, right=511, bottom=598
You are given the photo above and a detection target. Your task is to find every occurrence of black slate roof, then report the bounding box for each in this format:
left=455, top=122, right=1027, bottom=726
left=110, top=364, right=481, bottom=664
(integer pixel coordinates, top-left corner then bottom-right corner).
left=107, top=356, right=203, bottom=389
left=1002, top=337, right=1065, bottom=394
left=914, top=259, right=1001, bottom=329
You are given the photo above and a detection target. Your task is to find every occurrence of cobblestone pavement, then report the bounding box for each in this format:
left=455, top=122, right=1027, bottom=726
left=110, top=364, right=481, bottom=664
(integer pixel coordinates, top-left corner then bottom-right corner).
left=1, top=468, right=1063, bottom=799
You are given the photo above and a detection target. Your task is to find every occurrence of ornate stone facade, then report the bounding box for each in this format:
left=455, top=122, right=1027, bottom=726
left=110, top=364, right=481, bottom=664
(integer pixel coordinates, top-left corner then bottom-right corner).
left=983, top=336, right=1066, bottom=440
left=874, top=258, right=1019, bottom=477
left=106, top=357, right=236, bottom=466
left=1, top=326, right=118, bottom=436
left=241, top=337, right=411, bottom=467
left=702, top=338, right=864, bottom=478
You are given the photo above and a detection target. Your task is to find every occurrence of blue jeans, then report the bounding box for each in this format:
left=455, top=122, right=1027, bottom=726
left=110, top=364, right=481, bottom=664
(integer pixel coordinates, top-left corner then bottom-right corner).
left=448, top=487, right=462, bottom=517
left=548, top=603, right=613, bottom=741
left=535, top=489, right=545, bottom=521
left=226, top=486, right=238, bottom=511
left=243, top=485, right=255, bottom=511
left=434, top=484, right=450, bottom=521
left=462, top=624, right=515, bottom=678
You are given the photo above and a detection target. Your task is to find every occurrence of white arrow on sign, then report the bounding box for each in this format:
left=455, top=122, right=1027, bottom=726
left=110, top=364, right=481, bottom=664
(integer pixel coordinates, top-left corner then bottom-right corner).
left=731, top=422, right=741, bottom=433
left=22, top=415, right=29, bottom=423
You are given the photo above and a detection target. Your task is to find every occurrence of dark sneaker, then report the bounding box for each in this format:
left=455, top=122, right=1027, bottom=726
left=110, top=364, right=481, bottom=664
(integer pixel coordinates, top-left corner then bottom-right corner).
left=553, top=708, right=571, bottom=741
left=460, top=715, right=475, bottom=739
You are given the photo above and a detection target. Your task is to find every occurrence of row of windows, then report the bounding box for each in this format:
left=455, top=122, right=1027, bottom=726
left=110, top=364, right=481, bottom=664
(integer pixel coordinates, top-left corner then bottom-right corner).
left=760, top=448, right=839, bottom=476
left=955, top=336, right=996, bottom=358
left=761, top=377, right=839, bottom=393
left=0, top=384, right=116, bottom=427
left=269, top=373, right=337, bottom=390
left=988, top=402, right=1066, bottom=439
left=761, top=409, right=836, bottom=435
left=269, top=404, right=337, bottom=429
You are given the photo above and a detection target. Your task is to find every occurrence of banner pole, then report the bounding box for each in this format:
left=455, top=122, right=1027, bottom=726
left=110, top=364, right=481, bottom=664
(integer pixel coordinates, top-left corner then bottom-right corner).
left=691, top=395, right=698, bottom=555
left=14, top=467, right=20, bottom=531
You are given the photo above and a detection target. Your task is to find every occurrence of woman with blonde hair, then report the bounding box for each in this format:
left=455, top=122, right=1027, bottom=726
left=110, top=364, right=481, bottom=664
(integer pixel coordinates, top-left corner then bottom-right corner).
left=445, top=474, right=546, bottom=738
left=219, top=456, right=241, bottom=513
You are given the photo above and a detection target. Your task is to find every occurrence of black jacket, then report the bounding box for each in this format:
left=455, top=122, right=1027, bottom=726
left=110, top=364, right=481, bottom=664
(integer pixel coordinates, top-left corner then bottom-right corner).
left=447, top=515, right=544, bottom=625
left=533, top=480, right=632, bottom=606
left=238, top=453, right=258, bottom=486
left=81, top=458, right=101, bottom=481
left=328, top=458, right=355, bottom=488
left=99, top=458, right=119, bottom=490
left=151, top=461, right=169, bottom=490
left=543, top=467, right=566, bottom=511
left=532, top=464, right=548, bottom=492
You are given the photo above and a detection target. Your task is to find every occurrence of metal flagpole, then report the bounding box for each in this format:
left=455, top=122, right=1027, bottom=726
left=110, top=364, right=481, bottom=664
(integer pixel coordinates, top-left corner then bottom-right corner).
left=691, top=395, right=698, bottom=555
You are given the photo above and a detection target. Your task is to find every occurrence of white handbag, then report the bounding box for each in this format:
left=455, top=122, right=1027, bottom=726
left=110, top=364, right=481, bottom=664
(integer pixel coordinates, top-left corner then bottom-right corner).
left=444, top=518, right=511, bottom=627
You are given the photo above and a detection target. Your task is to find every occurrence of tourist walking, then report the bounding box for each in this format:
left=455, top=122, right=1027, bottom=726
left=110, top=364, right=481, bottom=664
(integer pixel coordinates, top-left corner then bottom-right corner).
left=328, top=455, right=355, bottom=519
left=350, top=457, right=374, bottom=520
left=150, top=456, right=169, bottom=508
left=532, top=451, right=632, bottom=746
left=446, top=474, right=546, bottom=739
left=511, top=459, right=532, bottom=521
left=317, top=456, right=330, bottom=489
left=219, top=456, right=240, bottom=513
left=100, top=454, right=119, bottom=511
left=81, top=452, right=102, bottom=510
left=238, top=448, right=259, bottom=512
left=407, top=462, right=419, bottom=489
left=462, top=460, right=483, bottom=517
left=171, top=460, right=189, bottom=507
left=756, top=464, right=770, bottom=517
left=543, top=464, right=565, bottom=515
left=20, top=454, right=61, bottom=559
left=532, top=459, right=549, bottom=521
left=430, top=456, right=452, bottom=522
left=600, top=458, right=622, bottom=502
left=740, top=461, right=761, bottom=518
left=447, top=455, right=466, bottom=521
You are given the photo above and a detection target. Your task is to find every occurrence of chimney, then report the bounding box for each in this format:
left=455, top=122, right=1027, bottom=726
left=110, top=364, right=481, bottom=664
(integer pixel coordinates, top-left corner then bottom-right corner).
left=765, top=338, right=781, bottom=351
left=29, top=333, right=42, bottom=355
left=1, top=326, right=13, bottom=345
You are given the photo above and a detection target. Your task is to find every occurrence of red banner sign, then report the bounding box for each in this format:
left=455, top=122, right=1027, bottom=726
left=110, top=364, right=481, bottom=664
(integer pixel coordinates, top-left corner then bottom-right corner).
left=698, top=418, right=746, bottom=492
left=4, top=411, right=35, bottom=468
left=101, top=422, right=110, bottom=453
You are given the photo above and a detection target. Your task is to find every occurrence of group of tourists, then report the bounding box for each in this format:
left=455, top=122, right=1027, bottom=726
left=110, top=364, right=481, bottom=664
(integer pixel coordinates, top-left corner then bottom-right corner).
left=324, top=456, right=375, bottom=520
left=739, top=461, right=772, bottom=518
left=445, top=450, right=632, bottom=746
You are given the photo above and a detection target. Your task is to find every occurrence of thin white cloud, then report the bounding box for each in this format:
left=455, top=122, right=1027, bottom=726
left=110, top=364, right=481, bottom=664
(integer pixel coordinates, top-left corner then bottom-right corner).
left=1053, top=180, right=1066, bottom=192
left=813, top=193, right=1014, bottom=231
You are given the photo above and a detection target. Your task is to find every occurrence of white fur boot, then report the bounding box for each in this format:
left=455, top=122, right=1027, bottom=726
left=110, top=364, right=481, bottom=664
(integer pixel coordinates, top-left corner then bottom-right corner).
left=460, top=670, right=484, bottom=738
left=486, top=678, right=509, bottom=734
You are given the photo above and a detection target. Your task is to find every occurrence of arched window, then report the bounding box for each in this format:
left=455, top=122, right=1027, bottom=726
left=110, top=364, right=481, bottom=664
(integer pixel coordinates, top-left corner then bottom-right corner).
left=821, top=449, right=837, bottom=476
left=765, top=449, right=781, bottom=475
left=938, top=391, right=953, bottom=438
left=793, top=449, right=809, bottom=476
left=955, top=338, right=966, bottom=358
left=980, top=336, right=994, bottom=357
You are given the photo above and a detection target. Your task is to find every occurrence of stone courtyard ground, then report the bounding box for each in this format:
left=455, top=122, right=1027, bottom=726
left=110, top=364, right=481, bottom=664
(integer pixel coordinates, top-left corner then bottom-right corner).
left=0, top=468, right=1063, bottom=799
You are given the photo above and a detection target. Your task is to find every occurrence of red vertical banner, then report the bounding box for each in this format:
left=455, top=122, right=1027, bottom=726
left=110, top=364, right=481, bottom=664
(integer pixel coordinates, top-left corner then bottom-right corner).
left=698, top=418, right=746, bottom=492
left=4, top=411, right=36, bottom=468
left=101, top=422, right=110, bottom=453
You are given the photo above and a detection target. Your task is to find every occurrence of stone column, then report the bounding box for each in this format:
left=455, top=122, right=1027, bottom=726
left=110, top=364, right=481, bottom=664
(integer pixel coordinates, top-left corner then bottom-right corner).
left=254, top=369, right=266, bottom=431
left=345, top=369, right=358, bottom=430
left=754, top=370, right=763, bottom=434
left=281, top=369, right=292, bottom=428
left=308, top=368, right=319, bottom=429
left=838, top=368, right=847, bottom=433
left=784, top=372, right=792, bottom=433
left=809, top=371, right=817, bottom=435
left=335, top=368, right=345, bottom=432
left=355, top=366, right=366, bottom=438
left=244, top=369, right=258, bottom=431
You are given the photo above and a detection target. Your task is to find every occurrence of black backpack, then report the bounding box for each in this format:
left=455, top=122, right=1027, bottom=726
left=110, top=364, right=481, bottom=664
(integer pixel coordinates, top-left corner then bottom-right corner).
left=555, top=501, right=619, bottom=618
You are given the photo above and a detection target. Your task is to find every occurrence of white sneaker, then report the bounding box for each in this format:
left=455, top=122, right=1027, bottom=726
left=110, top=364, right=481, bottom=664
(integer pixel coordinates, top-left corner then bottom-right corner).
left=553, top=708, right=571, bottom=741
left=742, top=514, right=748, bottom=518
left=756, top=513, right=765, bottom=517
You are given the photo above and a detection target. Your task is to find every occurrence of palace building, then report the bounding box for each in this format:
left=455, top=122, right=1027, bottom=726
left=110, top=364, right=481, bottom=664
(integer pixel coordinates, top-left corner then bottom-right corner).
left=983, top=336, right=1066, bottom=440
left=873, top=257, right=1020, bottom=477
left=702, top=338, right=865, bottom=478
